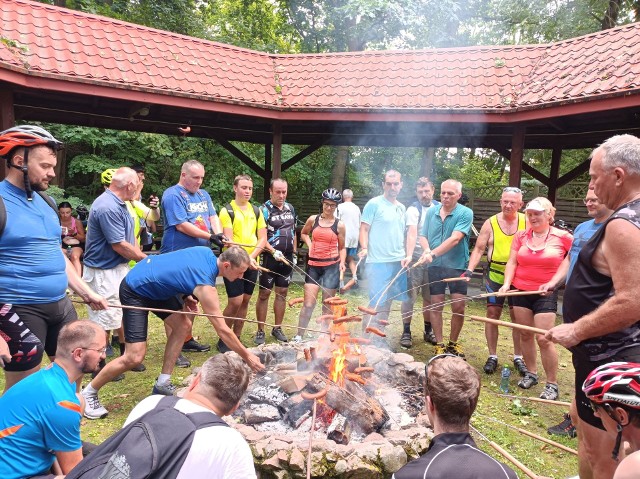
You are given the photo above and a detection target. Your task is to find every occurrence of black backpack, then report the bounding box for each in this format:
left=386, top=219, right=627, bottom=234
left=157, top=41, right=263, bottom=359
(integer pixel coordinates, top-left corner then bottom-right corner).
left=0, top=192, right=59, bottom=238
left=66, top=396, right=228, bottom=479
left=224, top=202, right=262, bottom=236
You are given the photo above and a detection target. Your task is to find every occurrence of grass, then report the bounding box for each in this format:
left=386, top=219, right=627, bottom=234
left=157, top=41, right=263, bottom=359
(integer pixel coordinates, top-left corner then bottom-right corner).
left=0, top=280, right=579, bottom=478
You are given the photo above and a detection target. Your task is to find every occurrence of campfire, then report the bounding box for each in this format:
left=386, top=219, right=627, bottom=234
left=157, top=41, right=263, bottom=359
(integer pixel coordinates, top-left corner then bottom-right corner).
left=220, top=297, right=433, bottom=478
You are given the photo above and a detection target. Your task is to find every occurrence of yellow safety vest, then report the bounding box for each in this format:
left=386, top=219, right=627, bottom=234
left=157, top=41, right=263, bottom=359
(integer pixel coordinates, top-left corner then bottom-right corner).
left=488, top=212, right=525, bottom=283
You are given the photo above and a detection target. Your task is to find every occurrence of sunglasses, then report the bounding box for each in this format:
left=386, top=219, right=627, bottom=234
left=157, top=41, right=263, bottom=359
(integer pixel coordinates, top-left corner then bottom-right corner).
left=503, top=187, right=522, bottom=194
left=424, top=353, right=458, bottom=389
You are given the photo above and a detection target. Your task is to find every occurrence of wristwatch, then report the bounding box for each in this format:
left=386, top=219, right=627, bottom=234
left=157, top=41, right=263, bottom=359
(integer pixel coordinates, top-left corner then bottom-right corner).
left=430, top=251, right=437, bottom=258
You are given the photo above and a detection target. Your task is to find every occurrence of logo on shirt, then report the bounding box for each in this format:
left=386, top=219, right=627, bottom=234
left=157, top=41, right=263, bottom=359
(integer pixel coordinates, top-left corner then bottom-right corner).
left=187, top=201, right=210, bottom=214
left=193, top=215, right=209, bottom=232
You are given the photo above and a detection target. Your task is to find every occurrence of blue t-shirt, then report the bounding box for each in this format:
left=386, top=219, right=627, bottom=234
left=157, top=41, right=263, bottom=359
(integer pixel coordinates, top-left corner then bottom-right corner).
left=126, top=246, right=219, bottom=300
left=567, top=219, right=602, bottom=281
left=422, top=203, right=473, bottom=270
left=361, top=195, right=406, bottom=263
left=83, top=189, right=134, bottom=269
left=0, top=363, right=82, bottom=479
left=0, top=180, right=67, bottom=303
left=160, top=185, right=217, bottom=253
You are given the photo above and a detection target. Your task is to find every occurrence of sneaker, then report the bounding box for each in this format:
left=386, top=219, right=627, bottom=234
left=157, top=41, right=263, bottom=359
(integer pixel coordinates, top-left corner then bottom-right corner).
left=175, top=353, right=191, bottom=368
left=152, top=381, right=177, bottom=396
left=423, top=324, right=437, bottom=345
left=291, top=335, right=302, bottom=344
left=446, top=340, right=465, bottom=358
left=513, top=357, right=528, bottom=377
left=105, top=344, right=114, bottom=358
left=81, top=389, right=108, bottom=419
left=182, top=338, right=210, bottom=353
left=540, top=383, right=559, bottom=401
left=547, top=413, right=577, bottom=438
left=131, top=363, right=146, bottom=372
left=254, top=330, right=266, bottom=345
left=518, top=372, right=539, bottom=389
left=400, top=332, right=412, bottom=349
left=483, top=356, right=498, bottom=374
left=271, top=327, right=288, bottom=342
left=434, top=342, right=447, bottom=355
left=217, top=339, right=232, bottom=353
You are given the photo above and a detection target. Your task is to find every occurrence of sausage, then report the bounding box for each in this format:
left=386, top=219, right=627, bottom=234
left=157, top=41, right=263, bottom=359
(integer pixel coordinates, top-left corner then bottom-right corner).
left=329, top=331, right=336, bottom=342
left=376, top=320, right=389, bottom=326
left=333, top=315, right=362, bottom=324
left=346, top=372, right=366, bottom=385
left=354, top=366, right=374, bottom=374
left=348, top=337, right=371, bottom=345
left=324, top=297, right=349, bottom=306
left=288, top=297, right=304, bottom=307
left=340, top=278, right=357, bottom=292
left=301, top=389, right=327, bottom=400
left=365, top=326, right=386, bottom=337
left=303, top=348, right=311, bottom=362
left=316, top=314, right=335, bottom=324
left=357, top=305, right=378, bottom=315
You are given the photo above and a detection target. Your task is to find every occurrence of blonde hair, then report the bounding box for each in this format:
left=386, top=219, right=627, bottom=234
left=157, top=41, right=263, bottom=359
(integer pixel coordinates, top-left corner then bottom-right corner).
left=529, top=196, right=556, bottom=224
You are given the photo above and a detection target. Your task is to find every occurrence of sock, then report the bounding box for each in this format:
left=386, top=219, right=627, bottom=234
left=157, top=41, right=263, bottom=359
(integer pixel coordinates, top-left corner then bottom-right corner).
left=403, top=323, right=411, bottom=334
left=424, top=322, right=432, bottom=332
left=119, top=342, right=125, bottom=356
left=184, top=336, right=193, bottom=344
left=489, top=355, right=498, bottom=359
left=157, top=374, right=171, bottom=386
left=514, top=355, right=523, bottom=360
left=84, top=383, right=98, bottom=395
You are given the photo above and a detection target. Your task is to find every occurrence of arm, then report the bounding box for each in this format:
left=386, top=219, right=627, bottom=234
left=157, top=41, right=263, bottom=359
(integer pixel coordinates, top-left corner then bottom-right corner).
left=547, top=220, right=640, bottom=347
left=467, top=219, right=491, bottom=272
left=55, top=448, right=83, bottom=474
left=539, top=255, right=570, bottom=293
left=194, top=284, right=264, bottom=371
left=0, top=335, right=11, bottom=368
left=498, top=248, right=518, bottom=292
left=358, top=222, right=370, bottom=258
left=176, top=221, right=214, bottom=240
left=405, top=224, right=417, bottom=261
left=74, top=219, right=86, bottom=242
left=300, top=216, right=315, bottom=250
left=64, top=254, right=108, bottom=310
left=111, top=241, right=147, bottom=262
left=210, top=215, right=222, bottom=235
left=430, top=230, right=466, bottom=257
left=337, top=221, right=347, bottom=272
left=249, top=227, right=267, bottom=267
left=133, top=200, right=160, bottom=222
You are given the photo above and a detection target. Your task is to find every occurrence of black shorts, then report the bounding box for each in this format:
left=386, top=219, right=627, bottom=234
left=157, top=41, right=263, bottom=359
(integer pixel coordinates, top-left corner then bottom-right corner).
left=0, top=298, right=77, bottom=372
left=508, top=289, right=558, bottom=314
left=120, top=279, right=182, bottom=343
left=428, top=266, right=468, bottom=295
left=574, top=345, right=640, bottom=429
left=485, top=278, right=509, bottom=307
left=306, top=262, right=340, bottom=289
left=259, top=253, right=293, bottom=289
left=223, top=268, right=259, bottom=298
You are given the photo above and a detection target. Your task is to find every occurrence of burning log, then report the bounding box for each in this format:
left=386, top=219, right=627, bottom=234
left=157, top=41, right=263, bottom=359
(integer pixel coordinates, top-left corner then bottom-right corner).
left=280, top=394, right=314, bottom=428
left=305, top=372, right=389, bottom=434
left=327, top=414, right=352, bottom=445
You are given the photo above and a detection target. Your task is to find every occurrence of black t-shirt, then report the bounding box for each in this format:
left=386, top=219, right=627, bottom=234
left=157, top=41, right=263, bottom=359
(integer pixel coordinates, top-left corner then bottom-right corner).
left=564, top=198, right=640, bottom=361
left=262, top=200, right=297, bottom=253
left=392, top=432, right=518, bottom=479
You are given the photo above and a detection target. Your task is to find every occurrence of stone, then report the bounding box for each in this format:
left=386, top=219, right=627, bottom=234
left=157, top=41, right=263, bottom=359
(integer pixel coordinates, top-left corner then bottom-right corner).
left=244, top=404, right=281, bottom=424
left=261, top=454, right=281, bottom=470
left=344, top=455, right=383, bottom=479
left=264, top=439, right=291, bottom=457
left=278, top=375, right=308, bottom=394
left=335, top=459, right=348, bottom=475
left=363, top=432, right=385, bottom=443
left=289, top=448, right=306, bottom=472
left=388, top=352, right=414, bottom=366
left=379, top=444, right=407, bottom=473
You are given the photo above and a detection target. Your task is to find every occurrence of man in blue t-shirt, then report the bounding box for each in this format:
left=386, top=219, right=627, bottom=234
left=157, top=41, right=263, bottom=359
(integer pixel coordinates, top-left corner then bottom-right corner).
left=359, top=170, right=410, bottom=341
left=160, top=160, right=226, bottom=356
left=81, top=246, right=265, bottom=420
left=0, top=125, right=107, bottom=392
left=419, top=179, right=473, bottom=358
left=0, top=320, right=105, bottom=479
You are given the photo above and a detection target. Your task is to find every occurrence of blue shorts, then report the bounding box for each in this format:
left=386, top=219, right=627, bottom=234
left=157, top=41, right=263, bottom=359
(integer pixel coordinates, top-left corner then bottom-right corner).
left=428, top=266, right=468, bottom=295
left=306, top=262, right=340, bottom=289
left=366, top=261, right=408, bottom=305
left=346, top=247, right=358, bottom=258
left=486, top=277, right=508, bottom=307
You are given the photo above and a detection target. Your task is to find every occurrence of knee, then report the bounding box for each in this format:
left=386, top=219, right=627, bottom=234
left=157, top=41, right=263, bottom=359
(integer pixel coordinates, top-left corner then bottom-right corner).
left=536, top=334, right=553, bottom=349
left=519, top=331, right=534, bottom=342
left=123, top=347, right=145, bottom=366
left=258, top=289, right=271, bottom=301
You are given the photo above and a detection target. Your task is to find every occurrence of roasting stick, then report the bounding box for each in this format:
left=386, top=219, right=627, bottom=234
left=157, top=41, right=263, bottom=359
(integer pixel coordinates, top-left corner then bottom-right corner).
left=496, top=393, right=572, bottom=407
left=476, top=413, right=578, bottom=456
left=306, top=399, right=318, bottom=479
left=470, top=424, right=539, bottom=479
left=468, top=315, right=547, bottom=335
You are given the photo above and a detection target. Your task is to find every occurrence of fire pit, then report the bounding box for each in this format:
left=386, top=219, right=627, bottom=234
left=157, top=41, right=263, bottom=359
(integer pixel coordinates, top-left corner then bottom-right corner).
left=214, top=295, right=434, bottom=479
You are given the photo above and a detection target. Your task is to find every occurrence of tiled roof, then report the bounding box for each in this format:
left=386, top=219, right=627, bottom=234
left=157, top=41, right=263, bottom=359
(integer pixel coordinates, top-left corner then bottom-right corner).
left=1, top=0, right=640, bottom=113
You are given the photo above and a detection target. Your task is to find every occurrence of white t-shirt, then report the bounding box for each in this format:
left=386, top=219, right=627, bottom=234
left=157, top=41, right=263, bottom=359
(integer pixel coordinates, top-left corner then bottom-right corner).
left=125, top=396, right=257, bottom=479
left=337, top=201, right=361, bottom=248
left=405, top=201, right=436, bottom=253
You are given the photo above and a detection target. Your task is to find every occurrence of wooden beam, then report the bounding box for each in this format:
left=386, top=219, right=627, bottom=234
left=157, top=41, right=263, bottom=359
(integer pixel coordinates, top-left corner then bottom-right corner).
left=557, top=159, right=591, bottom=187
left=493, top=147, right=511, bottom=161
left=0, top=89, right=14, bottom=181
left=215, top=138, right=265, bottom=177
left=547, top=148, right=562, bottom=204
left=521, top=162, right=549, bottom=185
left=263, top=144, right=272, bottom=202
left=509, top=126, right=525, bottom=186
left=281, top=140, right=328, bottom=171
left=272, top=123, right=282, bottom=179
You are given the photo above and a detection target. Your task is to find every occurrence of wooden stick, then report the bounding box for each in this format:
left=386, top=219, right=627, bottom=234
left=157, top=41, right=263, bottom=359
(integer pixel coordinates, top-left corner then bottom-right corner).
left=478, top=290, right=543, bottom=298
left=442, top=277, right=469, bottom=282
left=470, top=424, right=538, bottom=479
left=469, top=315, right=548, bottom=335
left=306, top=399, right=318, bottom=479
left=497, top=393, right=572, bottom=407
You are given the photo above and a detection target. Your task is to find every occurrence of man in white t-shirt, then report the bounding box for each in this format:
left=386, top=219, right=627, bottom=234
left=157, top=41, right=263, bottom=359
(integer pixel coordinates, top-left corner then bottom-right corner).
left=337, top=189, right=361, bottom=284
left=123, top=353, right=256, bottom=479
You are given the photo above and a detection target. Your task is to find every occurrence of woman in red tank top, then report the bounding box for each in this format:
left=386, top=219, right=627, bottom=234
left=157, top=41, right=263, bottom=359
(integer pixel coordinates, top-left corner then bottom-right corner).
left=294, top=189, right=346, bottom=341
left=58, top=201, right=86, bottom=276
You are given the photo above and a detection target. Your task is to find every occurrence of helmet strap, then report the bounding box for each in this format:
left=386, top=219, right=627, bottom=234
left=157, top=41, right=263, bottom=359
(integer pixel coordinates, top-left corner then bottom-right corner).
left=6, top=148, right=34, bottom=200
left=612, top=423, right=623, bottom=461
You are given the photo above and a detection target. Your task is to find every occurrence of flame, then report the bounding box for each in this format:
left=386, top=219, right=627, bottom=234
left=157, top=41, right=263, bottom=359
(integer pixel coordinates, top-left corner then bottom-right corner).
left=328, top=303, right=349, bottom=386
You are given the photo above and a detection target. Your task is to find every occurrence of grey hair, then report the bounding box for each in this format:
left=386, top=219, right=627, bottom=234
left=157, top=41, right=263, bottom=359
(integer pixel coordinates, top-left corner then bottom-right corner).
left=442, top=179, right=462, bottom=194
left=56, top=321, right=104, bottom=360
left=197, top=354, right=251, bottom=414
left=181, top=160, right=204, bottom=174
left=342, top=189, right=354, bottom=198
left=597, top=135, right=640, bottom=175
left=219, top=245, right=250, bottom=268
left=111, top=167, right=138, bottom=189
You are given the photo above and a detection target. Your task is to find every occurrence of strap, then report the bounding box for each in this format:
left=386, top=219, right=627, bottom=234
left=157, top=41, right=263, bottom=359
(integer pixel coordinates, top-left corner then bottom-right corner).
left=0, top=196, right=5, bottom=239
left=308, top=255, right=340, bottom=262
left=224, top=203, right=234, bottom=224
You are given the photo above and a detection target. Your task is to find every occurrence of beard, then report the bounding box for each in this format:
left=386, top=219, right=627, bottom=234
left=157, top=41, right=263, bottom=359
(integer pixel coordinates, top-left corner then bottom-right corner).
left=80, top=358, right=101, bottom=375
left=29, top=179, right=50, bottom=192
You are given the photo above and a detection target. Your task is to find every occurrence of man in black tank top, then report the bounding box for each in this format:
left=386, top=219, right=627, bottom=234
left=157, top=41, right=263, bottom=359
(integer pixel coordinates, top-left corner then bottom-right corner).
left=546, top=134, right=640, bottom=479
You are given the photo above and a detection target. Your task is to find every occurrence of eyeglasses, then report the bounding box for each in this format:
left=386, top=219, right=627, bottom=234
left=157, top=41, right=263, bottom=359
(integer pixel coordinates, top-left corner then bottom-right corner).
left=503, top=187, right=522, bottom=194
left=589, top=400, right=604, bottom=413
left=80, top=346, right=107, bottom=355
left=583, top=198, right=599, bottom=205
left=424, top=353, right=458, bottom=389
left=322, top=202, right=337, bottom=209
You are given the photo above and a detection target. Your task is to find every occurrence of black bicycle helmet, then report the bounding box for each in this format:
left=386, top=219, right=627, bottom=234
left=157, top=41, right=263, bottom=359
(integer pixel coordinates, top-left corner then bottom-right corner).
left=321, top=188, right=342, bottom=203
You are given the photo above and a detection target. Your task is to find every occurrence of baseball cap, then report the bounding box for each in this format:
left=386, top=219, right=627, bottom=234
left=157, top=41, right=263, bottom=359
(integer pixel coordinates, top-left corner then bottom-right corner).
left=525, top=199, right=546, bottom=211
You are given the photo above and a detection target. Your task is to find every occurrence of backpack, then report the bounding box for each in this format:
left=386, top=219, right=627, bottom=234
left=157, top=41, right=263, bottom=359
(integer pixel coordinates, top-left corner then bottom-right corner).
left=0, top=192, right=59, bottom=238
left=224, top=202, right=261, bottom=236
left=66, top=396, right=228, bottom=479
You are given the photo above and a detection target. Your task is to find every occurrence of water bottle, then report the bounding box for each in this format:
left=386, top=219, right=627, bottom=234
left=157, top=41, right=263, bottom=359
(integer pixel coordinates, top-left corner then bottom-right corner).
left=499, top=365, right=511, bottom=393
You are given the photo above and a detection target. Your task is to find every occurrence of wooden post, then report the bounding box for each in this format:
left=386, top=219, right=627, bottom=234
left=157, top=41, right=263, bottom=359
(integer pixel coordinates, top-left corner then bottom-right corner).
left=272, top=123, right=282, bottom=179
left=264, top=143, right=272, bottom=202
left=509, top=126, right=525, bottom=187
left=548, top=148, right=562, bottom=204
left=421, top=147, right=435, bottom=178
left=0, top=89, right=15, bottom=181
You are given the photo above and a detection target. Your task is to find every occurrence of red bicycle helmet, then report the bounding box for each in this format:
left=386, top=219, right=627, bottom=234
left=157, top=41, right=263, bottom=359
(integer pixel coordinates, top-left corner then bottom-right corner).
left=582, top=361, right=640, bottom=408
left=0, top=125, right=63, bottom=158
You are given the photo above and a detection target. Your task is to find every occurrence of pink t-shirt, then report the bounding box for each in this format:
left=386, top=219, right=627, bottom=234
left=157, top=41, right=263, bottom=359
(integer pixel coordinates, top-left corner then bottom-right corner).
left=511, top=227, right=573, bottom=291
